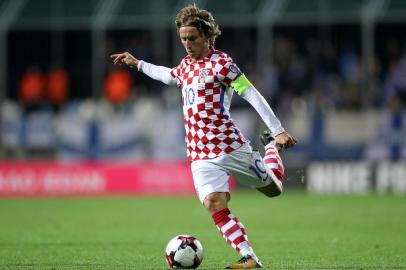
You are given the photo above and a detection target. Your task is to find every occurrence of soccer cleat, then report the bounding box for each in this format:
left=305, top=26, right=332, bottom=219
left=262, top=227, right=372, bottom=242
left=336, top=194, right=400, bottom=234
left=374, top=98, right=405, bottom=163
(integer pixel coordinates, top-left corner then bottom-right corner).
left=260, top=130, right=274, bottom=147
left=226, top=255, right=263, bottom=269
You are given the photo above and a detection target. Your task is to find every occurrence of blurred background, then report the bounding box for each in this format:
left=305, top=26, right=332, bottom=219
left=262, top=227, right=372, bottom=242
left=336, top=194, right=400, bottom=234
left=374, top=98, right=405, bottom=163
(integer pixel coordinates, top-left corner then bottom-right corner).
left=1, top=0, right=406, bottom=197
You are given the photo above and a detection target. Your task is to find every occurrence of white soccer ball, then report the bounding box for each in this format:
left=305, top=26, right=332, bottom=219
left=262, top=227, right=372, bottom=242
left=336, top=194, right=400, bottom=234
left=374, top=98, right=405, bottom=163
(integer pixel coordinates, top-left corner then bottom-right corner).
left=165, top=235, right=203, bottom=269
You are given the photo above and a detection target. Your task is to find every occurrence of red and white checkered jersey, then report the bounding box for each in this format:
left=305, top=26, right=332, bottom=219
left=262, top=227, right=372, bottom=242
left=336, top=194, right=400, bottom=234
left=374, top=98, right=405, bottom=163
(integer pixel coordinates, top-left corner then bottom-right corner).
left=170, top=49, right=246, bottom=161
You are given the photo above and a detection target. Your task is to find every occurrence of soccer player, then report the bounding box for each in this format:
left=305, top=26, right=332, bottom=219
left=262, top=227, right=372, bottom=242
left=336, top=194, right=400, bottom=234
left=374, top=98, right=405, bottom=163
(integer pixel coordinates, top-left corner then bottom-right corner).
left=111, top=4, right=297, bottom=269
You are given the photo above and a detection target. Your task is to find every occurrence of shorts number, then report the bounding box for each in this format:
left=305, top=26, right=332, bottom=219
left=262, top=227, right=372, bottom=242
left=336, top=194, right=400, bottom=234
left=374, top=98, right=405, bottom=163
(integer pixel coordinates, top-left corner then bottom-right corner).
left=249, top=159, right=269, bottom=182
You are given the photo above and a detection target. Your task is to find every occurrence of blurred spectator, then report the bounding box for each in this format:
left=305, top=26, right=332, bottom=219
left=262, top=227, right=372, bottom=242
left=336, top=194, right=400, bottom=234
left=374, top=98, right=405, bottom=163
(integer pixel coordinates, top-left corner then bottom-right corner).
left=104, top=69, right=133, bottom=105
left=127, top=34, right=152, bottom=62
left=148, top=87, right=185, bottom=160
left=259, top=63, right=279, bottom=101
left=339, top=43, right=360, bottom=84
left=19, top=66, right=46, bottom=111
left=46, top=67, right=69, bottom=110
left=383, top=53, right=406, bottom=106
left=320, top=41, right=338, bottom=74
left=364, top=92, right=406, bottom=161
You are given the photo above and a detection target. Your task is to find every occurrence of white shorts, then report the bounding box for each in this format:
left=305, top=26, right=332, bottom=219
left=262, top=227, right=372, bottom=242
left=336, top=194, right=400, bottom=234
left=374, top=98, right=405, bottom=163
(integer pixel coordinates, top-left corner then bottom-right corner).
left=191, top=143, right=279, bottom=203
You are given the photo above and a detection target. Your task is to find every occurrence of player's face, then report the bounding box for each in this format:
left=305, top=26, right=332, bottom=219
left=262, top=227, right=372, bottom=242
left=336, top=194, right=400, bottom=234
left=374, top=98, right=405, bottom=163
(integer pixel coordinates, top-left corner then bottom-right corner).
left=179, top=26, right=210, bottom=60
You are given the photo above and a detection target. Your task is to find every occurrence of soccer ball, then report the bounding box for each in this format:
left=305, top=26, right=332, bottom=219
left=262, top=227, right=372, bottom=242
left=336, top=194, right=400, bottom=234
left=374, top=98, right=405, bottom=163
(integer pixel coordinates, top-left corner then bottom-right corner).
left=165, top=235, right=203, bottom=269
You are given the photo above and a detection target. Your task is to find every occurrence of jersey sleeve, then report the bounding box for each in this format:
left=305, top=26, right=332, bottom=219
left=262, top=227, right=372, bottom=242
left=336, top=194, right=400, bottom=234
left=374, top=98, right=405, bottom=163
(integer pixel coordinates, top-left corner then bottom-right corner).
left=215, top=57, right=252, bottom=95
left=170, top=65, right=180, bottom=78
left=137, top=61, right=177, bottom=86
left=170, top=62, right=183, bottom=87
left=240, top=85, right=285, bottom=136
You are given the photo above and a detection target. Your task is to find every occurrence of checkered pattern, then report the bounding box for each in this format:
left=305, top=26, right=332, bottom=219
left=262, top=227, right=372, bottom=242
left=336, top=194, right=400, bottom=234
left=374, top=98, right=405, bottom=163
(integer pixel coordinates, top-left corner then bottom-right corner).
left=264, top=144, right=285, bottom=182
left=212, top=208, right=252, bottom=254
left=170, top=49, right=245, bottom=161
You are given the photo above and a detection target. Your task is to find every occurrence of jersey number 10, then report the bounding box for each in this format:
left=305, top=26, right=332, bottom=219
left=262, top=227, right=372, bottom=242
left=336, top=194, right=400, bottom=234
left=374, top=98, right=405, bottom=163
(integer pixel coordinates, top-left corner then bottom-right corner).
left=184, top=88, right=195, bottom=106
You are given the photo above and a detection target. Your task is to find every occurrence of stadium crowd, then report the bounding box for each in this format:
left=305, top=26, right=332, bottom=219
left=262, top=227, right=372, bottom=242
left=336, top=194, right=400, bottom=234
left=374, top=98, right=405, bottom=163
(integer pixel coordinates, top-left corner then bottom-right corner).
left=1, top=28, right=406, bottom=161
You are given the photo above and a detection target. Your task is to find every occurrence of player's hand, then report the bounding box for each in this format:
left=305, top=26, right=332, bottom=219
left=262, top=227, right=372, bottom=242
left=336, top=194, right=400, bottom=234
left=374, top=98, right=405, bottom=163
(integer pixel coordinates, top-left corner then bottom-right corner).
left=274, top=131, right=297, bottom=150
left=110, top=52, right=139, bottom=68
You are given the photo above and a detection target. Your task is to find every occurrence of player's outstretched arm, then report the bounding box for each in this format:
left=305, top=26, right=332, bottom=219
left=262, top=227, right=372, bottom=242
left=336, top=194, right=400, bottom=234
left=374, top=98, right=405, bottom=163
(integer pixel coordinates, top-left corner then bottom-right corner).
left=237, top=83, right=297, bottom=150
left=110, top=52, right=139, bottom=68
left=110, top=52, right=176, bottom=86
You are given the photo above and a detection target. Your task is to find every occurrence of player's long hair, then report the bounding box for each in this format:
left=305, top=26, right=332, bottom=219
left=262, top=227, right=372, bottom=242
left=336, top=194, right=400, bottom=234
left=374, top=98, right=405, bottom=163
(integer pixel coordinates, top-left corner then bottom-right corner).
left=175, top=4, right=221, bottom=47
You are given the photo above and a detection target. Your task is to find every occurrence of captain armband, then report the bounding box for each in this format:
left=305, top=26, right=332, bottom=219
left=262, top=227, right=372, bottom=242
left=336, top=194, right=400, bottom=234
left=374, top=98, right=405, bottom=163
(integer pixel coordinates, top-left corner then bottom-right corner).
left=230, top=74, right=253, bottom=95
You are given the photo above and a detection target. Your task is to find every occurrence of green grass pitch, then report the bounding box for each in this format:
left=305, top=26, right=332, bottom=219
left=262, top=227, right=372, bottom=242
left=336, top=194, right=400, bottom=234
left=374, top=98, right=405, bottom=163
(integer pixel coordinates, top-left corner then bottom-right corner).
left=0, top=191, right=405, bottom=269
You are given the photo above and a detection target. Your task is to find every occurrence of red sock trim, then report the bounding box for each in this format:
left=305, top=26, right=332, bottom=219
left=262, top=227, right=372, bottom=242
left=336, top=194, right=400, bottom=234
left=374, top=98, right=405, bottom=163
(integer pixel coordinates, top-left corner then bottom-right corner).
left=273, top=169, right=284, bottom=181
left=211, top=208, right=230, bottom=224
left=224, top=223, right=241, bottom=238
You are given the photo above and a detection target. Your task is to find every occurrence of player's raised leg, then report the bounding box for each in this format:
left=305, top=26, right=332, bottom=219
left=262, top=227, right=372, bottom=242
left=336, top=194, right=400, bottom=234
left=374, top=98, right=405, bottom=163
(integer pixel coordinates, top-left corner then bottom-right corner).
left=257, top=131, right=285, bottom=197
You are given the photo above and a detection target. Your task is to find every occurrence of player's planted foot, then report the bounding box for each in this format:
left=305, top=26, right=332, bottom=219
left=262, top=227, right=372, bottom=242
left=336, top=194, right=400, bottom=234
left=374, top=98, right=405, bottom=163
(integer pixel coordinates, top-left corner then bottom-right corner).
left=260, top=130, right=274, bottom=147
left=226, top=255, right=263, bottom=269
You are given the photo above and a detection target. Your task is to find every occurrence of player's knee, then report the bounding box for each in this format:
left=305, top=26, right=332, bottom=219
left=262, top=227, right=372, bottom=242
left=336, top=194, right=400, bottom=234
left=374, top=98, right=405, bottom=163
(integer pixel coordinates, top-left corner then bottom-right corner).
left=203, top=192, right=228, bottom=214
